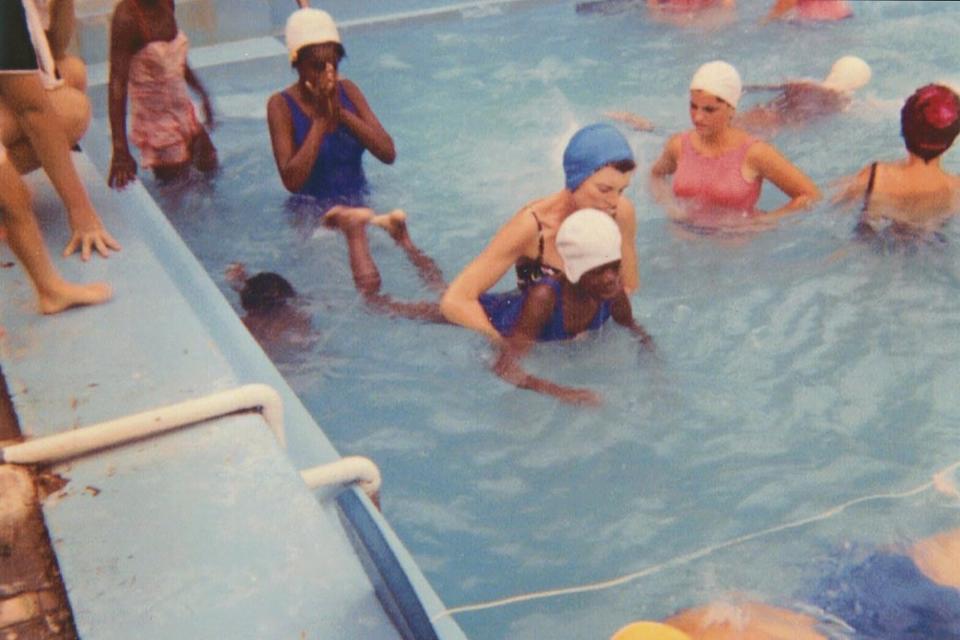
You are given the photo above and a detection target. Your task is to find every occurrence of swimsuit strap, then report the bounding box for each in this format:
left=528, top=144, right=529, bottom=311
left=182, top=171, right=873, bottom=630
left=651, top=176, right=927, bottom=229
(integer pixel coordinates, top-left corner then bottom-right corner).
left=528, top=208, right=544, bottom=263
left=861, top=161, right=878, bottom=215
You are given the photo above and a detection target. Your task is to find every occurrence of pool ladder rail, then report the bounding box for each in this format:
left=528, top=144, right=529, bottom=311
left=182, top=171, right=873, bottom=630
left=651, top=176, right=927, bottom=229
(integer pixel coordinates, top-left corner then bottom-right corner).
left=0, top=383, right=380, bottom=503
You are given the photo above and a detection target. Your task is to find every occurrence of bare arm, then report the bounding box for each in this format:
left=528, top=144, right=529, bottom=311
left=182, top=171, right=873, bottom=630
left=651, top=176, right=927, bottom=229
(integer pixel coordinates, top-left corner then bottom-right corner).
left=440, top=210, right=540, bottom=338
left=748, top=141, right=821, bottom=220
left=184, top=63, right=214, bottom=128
left=45, top=0, right=75, bottom=61
left=615, top=199, right=640, bottom=293
left=762, top=0, right=798, bottom=22
left=649, top=134, right=689, bottom=221
left=491, top=285, right=601, bottom=406
left=339, top=79, right=396, bottom=164
left=610, top=293, right=654, bottom=349
left=107, top=4, right=139, bottom=189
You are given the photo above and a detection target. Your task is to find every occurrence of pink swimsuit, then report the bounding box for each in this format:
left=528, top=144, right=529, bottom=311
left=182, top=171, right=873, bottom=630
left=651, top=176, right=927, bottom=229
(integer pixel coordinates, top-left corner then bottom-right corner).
left=794, top=0, right=852, bottom=21
left=127, top=31, right=202, bottom=169
left=672, top=132, right=762, bottom=219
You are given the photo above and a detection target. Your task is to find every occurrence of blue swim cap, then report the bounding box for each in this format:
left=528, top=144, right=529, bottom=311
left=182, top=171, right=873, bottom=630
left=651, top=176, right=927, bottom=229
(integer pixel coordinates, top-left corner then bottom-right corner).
left=563, top=123, right=634, bottom=192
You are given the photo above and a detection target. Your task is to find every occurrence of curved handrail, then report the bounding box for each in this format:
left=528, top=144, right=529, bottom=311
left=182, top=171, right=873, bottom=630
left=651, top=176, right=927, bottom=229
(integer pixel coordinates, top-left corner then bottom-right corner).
left=0, top=384, right=284, bottom=465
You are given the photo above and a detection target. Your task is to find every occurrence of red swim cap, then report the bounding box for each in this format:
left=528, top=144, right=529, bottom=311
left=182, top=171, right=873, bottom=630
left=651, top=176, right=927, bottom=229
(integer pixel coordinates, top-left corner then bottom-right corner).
left=902, top=84, right=960, bottom=161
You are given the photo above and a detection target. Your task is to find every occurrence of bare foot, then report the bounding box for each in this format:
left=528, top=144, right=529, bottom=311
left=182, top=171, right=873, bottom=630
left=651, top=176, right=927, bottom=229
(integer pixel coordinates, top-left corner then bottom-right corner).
left=371, top=209, right=409, bottom=242
left=324, top=206, right=374, bottom=231
left=38, top=281, right=113, bottom=315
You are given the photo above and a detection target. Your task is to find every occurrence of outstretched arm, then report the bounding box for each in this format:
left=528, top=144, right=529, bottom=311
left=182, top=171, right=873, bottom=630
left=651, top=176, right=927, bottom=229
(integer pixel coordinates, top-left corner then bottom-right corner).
left=610, top=293, right=655, bottom=350
left=649, top=134, right=689, bottom=222
left=441, top=209, right=540, bottom=339
left=184, top=64, right=215, bottom=128
left=492, top=285, right=601, bottom=406
left=107, top=3, right=138, bottom=190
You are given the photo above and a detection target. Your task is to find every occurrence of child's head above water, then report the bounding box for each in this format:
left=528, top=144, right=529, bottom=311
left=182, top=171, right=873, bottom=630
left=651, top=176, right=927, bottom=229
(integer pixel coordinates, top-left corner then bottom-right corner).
left=556, top=208, right=623, bottom=284
left=901, top=84, right=960, bottom=162
left=239, top=272, right=296, bottom=312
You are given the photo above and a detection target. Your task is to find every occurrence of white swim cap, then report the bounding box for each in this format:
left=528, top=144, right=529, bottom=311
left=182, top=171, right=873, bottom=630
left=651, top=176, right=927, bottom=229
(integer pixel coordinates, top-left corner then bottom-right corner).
left=556, top=208, right=622, bottom=284
left=285, top=8, right=341, bottom=63
left=690, top=60, right=742, bottom=108
left=822, top=56, right=871, bottom=93
left=610, top=621, right=692, bottom=640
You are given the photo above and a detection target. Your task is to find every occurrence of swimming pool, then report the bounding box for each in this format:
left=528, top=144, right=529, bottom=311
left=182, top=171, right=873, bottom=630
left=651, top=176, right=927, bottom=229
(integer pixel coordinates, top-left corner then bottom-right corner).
left=85, top=1, right=960, bottom=637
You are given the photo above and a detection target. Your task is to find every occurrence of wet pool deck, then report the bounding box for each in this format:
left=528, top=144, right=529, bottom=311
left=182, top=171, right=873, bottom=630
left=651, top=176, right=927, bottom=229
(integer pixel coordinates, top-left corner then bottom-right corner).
left=0, top=154, right=466, bottom=639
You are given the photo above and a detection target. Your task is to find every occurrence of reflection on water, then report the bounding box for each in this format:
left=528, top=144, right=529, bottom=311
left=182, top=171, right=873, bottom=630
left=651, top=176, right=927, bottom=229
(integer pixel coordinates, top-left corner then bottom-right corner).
left=131, top=2, right=960, bottom=638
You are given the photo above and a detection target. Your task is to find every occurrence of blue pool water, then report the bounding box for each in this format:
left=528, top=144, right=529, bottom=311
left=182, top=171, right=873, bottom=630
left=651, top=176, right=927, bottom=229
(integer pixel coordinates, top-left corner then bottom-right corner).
left=86, top=1, right=960, bottom=637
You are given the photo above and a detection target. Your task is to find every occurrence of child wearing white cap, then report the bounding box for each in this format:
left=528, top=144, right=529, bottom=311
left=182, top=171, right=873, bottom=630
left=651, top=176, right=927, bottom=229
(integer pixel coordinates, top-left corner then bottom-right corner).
left=649, top=60, right=820, bottom=233
left=301, top=206, right=654, bottom=405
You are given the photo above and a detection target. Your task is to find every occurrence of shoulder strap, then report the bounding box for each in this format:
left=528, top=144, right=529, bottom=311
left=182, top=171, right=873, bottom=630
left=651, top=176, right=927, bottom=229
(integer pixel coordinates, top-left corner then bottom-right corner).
left=528, top=208, right=544, bottom=262
left=861, top=162, right=878, bottom=214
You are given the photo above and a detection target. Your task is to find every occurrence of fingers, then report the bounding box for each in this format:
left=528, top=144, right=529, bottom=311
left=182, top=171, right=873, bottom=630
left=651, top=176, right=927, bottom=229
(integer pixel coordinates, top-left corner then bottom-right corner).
left=63, top=231, right=121, bottom=260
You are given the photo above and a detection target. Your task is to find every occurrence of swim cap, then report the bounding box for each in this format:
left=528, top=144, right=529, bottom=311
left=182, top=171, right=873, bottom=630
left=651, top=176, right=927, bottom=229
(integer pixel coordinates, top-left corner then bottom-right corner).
left=901, top=84, right=960, bottom=162
left=240, top=272, right=296, bottom=312
left=610, top=621, right=692, bottom=640
left=821, top=56, right=871, bottom=93
left=285, top=8, right=341, bottom=63
left=690, top=60, right=742, bottom=108
left=556, top=208, right=622, bottom=284
left=563, top=123, right=635, bottom=192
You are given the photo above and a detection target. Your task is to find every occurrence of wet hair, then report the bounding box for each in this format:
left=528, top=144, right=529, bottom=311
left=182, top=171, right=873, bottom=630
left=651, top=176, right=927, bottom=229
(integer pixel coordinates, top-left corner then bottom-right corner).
left=240, top=273, right=296, bottom=312
left=901, top=84, right=960, bottom=163
left=292, top=42, right=346, bottom=68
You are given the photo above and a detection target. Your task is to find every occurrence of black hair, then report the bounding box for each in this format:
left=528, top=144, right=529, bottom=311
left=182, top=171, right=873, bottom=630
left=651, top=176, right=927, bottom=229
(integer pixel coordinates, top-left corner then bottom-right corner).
left=608, top=158, right=637, bottom=174
left=240, top=272, right=296, bottom=312
left=292, top=41, right=346, bottom=68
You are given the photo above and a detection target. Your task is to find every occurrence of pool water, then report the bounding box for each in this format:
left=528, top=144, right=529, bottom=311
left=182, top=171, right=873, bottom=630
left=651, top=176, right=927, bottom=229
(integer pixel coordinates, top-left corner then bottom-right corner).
left=88, top=1, right=960, bottom=637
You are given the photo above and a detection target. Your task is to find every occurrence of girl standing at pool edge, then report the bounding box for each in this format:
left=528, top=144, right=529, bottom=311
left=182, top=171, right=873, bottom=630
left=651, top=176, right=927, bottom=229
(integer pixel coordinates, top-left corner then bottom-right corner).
left=108, top=0, right=218, bottom=188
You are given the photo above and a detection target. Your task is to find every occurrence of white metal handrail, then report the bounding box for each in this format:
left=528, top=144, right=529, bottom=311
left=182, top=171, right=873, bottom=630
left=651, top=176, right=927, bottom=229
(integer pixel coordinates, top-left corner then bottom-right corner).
left=300, top=456, right=382, bottom=507
left=0, top=384, right=284, bottom=465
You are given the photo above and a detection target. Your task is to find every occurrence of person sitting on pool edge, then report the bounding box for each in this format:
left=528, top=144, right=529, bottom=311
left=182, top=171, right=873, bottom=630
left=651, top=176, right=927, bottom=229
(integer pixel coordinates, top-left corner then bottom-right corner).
left=440, top=122, right=641, bottom=339
left=610, top=522, right=960, bottom=639
left=331, top=207, right=653, bottom=406
left=835, top=83, right=960, bottom=247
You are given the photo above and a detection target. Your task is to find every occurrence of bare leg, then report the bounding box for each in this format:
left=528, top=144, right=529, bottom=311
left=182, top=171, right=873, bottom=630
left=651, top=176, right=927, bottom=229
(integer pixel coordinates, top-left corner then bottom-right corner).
left=191, top=129, right=218, bottom=174
left=0, top=161, right=111, bottom=314
left=325, top=206, right=445, bottom=322
left=0, top=73, right=118, bottom=260
left=371, top=210, right=446, bottom=293
left=323, top=206, right=381, bottom=295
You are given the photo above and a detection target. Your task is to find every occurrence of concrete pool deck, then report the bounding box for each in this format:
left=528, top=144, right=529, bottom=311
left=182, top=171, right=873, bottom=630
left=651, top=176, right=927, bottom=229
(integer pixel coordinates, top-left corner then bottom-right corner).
left=0, top=154, right=467, bottom=639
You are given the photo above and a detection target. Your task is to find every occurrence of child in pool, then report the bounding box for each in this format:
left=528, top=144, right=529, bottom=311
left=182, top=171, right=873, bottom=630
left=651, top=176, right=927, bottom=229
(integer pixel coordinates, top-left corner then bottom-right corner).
left=225, top=263, right=315, bottom=354
left=107, top=0, right=217, bottom=188
left=331, top=207, right=653, bottom=406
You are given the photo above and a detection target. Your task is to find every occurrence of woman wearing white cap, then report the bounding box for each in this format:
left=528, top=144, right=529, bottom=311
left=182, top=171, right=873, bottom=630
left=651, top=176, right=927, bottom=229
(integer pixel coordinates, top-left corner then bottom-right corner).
left=736, top=56, right=871, bottom=135
left=650, top=60, right=820, bottom=232
left=309, top=207, right=654, bottom=405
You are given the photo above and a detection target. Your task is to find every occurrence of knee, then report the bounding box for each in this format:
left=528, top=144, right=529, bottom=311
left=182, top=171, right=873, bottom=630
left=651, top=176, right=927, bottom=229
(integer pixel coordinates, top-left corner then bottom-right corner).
left=58, top=57, right=88, bottom=93
left=51, top=88, right=91, bottom=143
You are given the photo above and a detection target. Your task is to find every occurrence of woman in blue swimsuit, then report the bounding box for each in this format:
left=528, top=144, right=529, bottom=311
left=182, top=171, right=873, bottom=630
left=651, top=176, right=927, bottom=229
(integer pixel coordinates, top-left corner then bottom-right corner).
left=267, top=7, right=401, bottom=291
left=336, top=208, right=654, bottom=406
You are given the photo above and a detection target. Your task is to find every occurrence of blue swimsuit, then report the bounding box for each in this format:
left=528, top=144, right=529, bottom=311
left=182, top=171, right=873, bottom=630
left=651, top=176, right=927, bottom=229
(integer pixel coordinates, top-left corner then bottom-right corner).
left=810, top=551, right=960, bottom=639
left=479, top=277, right=613, bottom=341
left=281, top=85, right=367, bottom=204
